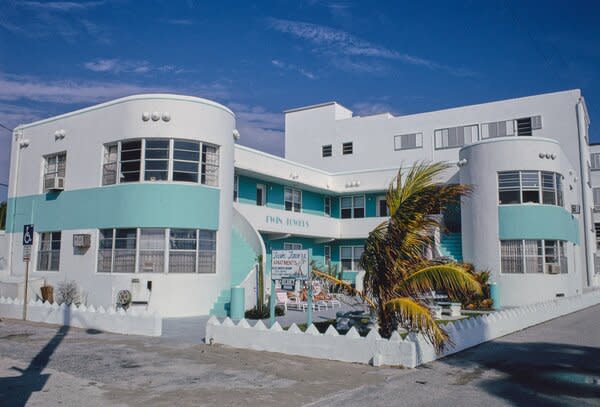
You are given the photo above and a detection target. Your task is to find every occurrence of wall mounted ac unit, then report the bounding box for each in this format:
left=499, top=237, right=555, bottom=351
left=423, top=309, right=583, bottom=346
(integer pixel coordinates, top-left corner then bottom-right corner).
left=571, top=204, right=581, bottom=214
left=546, top=264, right=561, bottom=274
left=45, top=176, right=64, bottom=191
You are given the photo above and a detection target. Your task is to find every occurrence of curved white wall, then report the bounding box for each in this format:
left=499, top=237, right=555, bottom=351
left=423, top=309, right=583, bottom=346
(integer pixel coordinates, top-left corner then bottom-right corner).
left=459, top=137, right=585, bottom=306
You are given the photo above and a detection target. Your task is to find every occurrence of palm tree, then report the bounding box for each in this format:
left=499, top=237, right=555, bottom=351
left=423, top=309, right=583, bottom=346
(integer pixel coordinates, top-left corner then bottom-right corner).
left=317, top=162, right=481, bottom=351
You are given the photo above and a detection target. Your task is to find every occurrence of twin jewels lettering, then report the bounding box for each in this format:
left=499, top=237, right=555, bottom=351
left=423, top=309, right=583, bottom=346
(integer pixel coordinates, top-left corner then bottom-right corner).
left=265, top=215, right=309, bottom=228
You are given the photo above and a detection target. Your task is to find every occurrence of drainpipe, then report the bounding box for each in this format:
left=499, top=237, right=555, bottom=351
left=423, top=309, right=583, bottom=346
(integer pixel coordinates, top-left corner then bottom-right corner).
left=7, top=128, right=25, bottom=276
left=576, top=98, right=593, bottom=286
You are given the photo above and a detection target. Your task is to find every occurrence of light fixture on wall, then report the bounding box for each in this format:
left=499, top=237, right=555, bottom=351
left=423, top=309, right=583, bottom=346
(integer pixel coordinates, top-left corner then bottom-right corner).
left=456, top=158, right=468, bottom=167
left=233, top=129, right=240, bottom=140
left=142, top=112, right=150, bottom=121
left=151, top=112, right=160, bottom=121
left=19, top=139, right=30, bottom=148
left=54, top=129, right=66, bottom=140
left=161, top=112, right=171, bottom=122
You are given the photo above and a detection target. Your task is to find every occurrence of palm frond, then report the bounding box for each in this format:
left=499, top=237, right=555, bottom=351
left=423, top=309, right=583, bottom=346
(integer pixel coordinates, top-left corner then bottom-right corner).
left=398, top=264, right=483, bottom=297
left=312, top=269, right=376, bottom=309
left=384, top=297, right=448, bottom=351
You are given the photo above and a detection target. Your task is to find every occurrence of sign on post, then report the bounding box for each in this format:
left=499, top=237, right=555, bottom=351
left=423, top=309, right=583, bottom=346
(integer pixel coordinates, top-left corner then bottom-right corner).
left=271, top=250, right=309, bottom=280
left=22, top=224, right=34, bottom=320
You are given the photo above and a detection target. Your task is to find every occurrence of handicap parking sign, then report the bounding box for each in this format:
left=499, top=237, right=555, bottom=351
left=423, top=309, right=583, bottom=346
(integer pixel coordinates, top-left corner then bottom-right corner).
left=23, top=224, right=34, bottom=246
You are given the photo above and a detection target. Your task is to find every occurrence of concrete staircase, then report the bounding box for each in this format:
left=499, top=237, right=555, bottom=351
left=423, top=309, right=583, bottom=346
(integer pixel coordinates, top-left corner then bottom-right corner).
left=439, top=233, right=463, bottom=262
left=209, top=228, right=257, bottom=317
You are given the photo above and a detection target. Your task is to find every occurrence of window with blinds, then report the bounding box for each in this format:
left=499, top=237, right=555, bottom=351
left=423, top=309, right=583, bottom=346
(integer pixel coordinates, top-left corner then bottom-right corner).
left=434, top=125, right=478, bottom=149
left=481, top=116, right=541, bottom=139
left=590, top=152, right=600, bottom=170
left=593, top=188, right=600, bottom=212
left=394, top=133, right=422, bottom=150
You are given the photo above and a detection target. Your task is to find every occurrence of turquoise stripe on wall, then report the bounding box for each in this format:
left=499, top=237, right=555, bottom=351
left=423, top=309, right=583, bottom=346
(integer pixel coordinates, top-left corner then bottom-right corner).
left=498, top=205, right=579, bottom=244
left=6, top=183, right=220, bottom=232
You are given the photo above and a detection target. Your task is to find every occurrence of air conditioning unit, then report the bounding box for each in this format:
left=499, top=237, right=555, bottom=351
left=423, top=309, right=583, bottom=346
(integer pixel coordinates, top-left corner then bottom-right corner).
left=571, top=204, right=581, bottom=214
left=45, top=176, right=64, bottom=191
left=594, top=206, right=600, bottom=213
left=546, top=264, right=561, bottom=274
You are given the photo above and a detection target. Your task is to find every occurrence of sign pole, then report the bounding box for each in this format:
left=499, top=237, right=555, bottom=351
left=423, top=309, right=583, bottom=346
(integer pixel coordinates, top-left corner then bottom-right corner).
left=269, top=279, right=276, bottom=327
left=21, top=224, right=34, bottom=321
left=22, top=260, right=29, bottom=320
left=306, top=249, right=313, bottom=327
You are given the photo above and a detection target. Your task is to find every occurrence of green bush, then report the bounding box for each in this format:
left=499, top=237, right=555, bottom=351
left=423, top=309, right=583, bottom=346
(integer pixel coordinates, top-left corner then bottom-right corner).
left=244, top=305, right=285, bottom=319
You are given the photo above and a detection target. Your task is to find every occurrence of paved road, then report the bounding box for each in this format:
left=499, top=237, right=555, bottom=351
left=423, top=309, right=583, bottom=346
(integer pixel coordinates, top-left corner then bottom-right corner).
left=0, top=305, right=598, bottom=407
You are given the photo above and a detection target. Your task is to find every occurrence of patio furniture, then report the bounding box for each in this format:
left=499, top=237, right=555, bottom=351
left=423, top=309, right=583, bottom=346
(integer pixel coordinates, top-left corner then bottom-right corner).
left=430, top=305, right=443, bottom=319
left=437, top=302, right=462, bottom=317
left=276, top=291, right=289, bottom=311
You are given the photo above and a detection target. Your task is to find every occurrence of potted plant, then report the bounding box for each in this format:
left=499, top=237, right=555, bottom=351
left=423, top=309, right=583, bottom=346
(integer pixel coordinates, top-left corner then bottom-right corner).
left=40, top=279, right=54, bottom=304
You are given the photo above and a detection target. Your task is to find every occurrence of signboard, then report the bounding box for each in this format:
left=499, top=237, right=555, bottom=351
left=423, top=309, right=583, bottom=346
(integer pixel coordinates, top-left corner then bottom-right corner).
left=280, top=278, right=296, bottom=291
left=22, top=246, right=31, bottom=261
left=23, top=224, right=34, bottom=246
left=271, top=250, right=309, bottom=280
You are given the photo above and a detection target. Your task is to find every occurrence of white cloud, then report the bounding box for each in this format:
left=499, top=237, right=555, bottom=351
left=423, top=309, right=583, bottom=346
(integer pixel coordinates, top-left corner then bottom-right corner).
left=268, top=18, right=478, bottom=77
left=352, top=101, right=398, bottom=116
left=19, top=1, right=106, bottom=11
left=230, top=103, right=285, bottom=156
left=271, top=59, right=316, bottom=80
left=84, top=59, right=188, bottom=75
left=163, top=19, right=194, bottom=25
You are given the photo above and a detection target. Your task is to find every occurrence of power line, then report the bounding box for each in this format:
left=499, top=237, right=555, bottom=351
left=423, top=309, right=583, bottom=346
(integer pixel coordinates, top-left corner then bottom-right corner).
left=0, top=122, right=13, bottom=132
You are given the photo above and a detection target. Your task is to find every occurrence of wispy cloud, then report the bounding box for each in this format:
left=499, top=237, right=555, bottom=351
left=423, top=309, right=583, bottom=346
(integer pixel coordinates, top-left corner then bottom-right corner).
left=352, top=101, right=398, bottom=117
left=19, top=1, right=105, bottom=11
left=83, top=59, right=188, bottom=75
left=267, top=18, right=477, bottom=77
left=0, top=71, right=229, bottom=104
left=230, top=102, right=284, bottom=156
left=163, top=19, right=194, bottom=25
left=271, top=59, right=316, bottom=80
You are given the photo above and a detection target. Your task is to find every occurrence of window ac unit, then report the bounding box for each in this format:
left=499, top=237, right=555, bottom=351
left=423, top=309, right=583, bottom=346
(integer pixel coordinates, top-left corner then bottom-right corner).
left=571, top=204, right=581, bottom=214
left=546, top=264, right=561, bottom=274
left=45, top=176, right=64, bottom=191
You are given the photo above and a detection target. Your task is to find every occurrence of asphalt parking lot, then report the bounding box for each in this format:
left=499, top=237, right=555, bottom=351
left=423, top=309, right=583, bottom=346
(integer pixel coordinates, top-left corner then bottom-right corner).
left=0, top=304, right=598, bottom=407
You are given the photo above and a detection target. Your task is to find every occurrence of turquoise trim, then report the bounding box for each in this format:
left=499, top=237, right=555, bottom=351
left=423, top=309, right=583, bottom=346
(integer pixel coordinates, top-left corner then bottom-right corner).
left=6, top=184, right=220, bottom=232
left=498, top=205, right=579, bottom=244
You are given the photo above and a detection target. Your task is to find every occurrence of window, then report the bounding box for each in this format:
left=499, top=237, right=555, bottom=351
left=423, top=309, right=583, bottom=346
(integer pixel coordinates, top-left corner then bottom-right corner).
left=481, top=120, right=515, bottom=139
left=283, top=242, right=303, bottom=250
left=284, top=187, right=302, bottom=212
left=394, top=133, right=422, bottom=150
left=501, top=240, right=567, bottom=274
left=43, top=152, right=66, bottom=192
left=591, top=153, right=600, bottom=170
left=104, top=139, right=219, bottom=186
left=342, top=142, right=353, bottom=155
left=377, top=196, right=388, bottom=217
left=37, top=232, right=61, bottom=271
left=256, top=184, right=266, bottom=206
left=340, top=246, right=364, bottom=272
left=169, top=229, right=197, bottom=273
left=595, top=223, right=600, bottom=249
left=102, top=144, right=118, bottom=185
left=120, top=140, right=142, bottom=183
left=322, top=145, right=332, bottom=157
left=324, top=196, right=332, bottom=216
left=594, top=188, right=600, bottom=212
left=139, top=229, right=165, bottom=273
left=233, top=175, right=239, bottom=202
left=516, top=117, right=532, bottom=136
left=341, top=195, right=365, bottom=219
left=434, top=125, right=478, bottom=149
left=98, top=227, right=216, bottom=274
left=324, top=245, right=331, bottom=265
left=173, top=140, right=200, bottom=183
left=201, top=144, right=219, bottom=186
left=498, top=171, right=563, bottom=206
left=144, top=139, right=169, bottom=181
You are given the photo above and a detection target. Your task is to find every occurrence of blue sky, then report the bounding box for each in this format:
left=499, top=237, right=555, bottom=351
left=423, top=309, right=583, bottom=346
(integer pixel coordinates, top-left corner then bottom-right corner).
left=1, top=0, right=600, bottom=201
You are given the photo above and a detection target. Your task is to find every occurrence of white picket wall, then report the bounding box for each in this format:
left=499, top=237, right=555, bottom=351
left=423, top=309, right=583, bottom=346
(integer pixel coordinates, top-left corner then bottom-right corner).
left=206, top=289, right=600, bottom=368
left=0, top=297, right=162, bottom=336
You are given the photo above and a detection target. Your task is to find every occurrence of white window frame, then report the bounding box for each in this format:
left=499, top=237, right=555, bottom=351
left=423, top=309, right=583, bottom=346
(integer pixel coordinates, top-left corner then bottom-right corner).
left=340, top=195, right=365, bottom=219
left=256, top=184, right=267, bottom=206
left=500, top=240, right=567, bottom=274
left=324, top=196, right=332, bottom=217
left=498, top=171, right=563, bottom=207
left=590, top=152, right=600, bottom=171
left=284, top=187, right=302, bottom=212
left=101, top=139, right=220, bottom=187
left=36, top=231, right=61, bottom=271
left=324, top=245, right=331, bottom=265
left=340, top=246, right=364, bottom=272
left=434, top=124, right=478, bottom=150
left=283, top=242, right=303, bottom=250
left=394, top=133, right=422, bottom=151
left=43, top=152, right=67, bottom=193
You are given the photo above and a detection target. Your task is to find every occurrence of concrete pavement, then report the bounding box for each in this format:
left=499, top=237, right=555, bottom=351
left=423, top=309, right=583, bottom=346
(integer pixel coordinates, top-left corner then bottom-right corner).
left=0, top=304, right=598, bottom=406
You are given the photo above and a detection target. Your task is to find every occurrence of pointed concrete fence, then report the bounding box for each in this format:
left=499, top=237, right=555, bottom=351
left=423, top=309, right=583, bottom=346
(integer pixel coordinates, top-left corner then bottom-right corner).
left=206, top=289, right=600, bottom=368
left=0, top=297, right=162, bottom=336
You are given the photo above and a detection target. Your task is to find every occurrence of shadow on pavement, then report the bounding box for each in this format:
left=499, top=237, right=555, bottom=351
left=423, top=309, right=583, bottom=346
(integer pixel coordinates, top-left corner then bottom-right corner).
left=440, top=340, right=600, bottom=406
left=0, top=308, right=71, bottom=407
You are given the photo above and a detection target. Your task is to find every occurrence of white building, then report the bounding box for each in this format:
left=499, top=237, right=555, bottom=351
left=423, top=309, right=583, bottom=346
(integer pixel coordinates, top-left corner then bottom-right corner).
left=0, top=89, right=597, bottom=317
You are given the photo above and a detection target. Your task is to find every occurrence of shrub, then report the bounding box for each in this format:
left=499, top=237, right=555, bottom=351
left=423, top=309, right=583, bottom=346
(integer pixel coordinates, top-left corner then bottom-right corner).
left=244, top=305, right=285, bottom=319
left=55, top=280, right=80, bottom=306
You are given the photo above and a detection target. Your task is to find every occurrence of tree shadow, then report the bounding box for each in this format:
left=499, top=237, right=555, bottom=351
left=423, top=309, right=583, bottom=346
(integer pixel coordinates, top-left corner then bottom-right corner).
left=439, top=340, right=600, bottom=406
left=0, top=307, right=71, bottom=407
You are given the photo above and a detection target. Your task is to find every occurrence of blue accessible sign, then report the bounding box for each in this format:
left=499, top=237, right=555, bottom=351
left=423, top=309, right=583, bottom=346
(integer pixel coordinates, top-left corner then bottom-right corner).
left=23, top=224, right=34, bottom=246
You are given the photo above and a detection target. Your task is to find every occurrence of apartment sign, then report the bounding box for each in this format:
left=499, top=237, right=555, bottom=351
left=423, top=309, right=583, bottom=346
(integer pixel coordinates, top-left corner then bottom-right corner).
left=265, top=215, right=310, bottom=228
left=271, top=250, right=309, bottom=280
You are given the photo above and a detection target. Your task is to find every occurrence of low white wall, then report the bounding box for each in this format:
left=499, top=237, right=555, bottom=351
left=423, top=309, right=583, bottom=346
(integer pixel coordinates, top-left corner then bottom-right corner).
left=0, top=297, right=162, bottom=337
left=206, top=289, right=600, bottom=368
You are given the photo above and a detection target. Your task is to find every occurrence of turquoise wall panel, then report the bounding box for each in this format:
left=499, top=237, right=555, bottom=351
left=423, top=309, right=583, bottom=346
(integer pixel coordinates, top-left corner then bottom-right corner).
left=303, top=190, right=324, bottom=216
left=268, top=184, right=285, bottom=210
left=498, top=205, right=579, bottom=244
left=365, top=194, right=379, bottom=217
left=237, top=175, right=257, bottom=205
left=6, top=184, right=220, bottom=232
